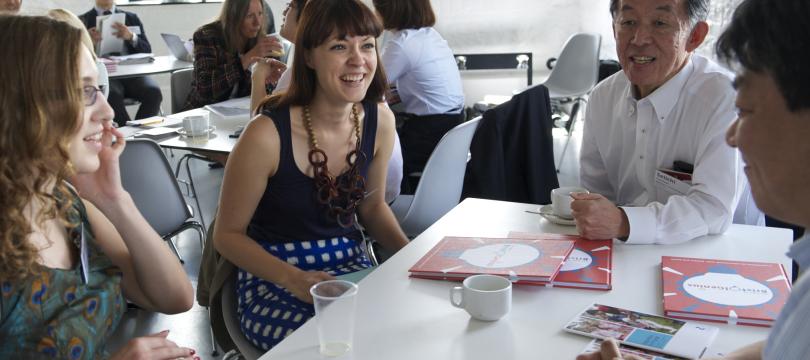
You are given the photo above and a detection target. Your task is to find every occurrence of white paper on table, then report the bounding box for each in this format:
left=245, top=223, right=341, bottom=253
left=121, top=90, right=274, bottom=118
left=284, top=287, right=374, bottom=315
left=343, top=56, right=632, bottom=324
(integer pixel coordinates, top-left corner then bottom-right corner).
left=137, top=127, right=178, bottom=136
left=98, top=13, right=126, bottom=56
left=204, top=97, right=251, bottom=120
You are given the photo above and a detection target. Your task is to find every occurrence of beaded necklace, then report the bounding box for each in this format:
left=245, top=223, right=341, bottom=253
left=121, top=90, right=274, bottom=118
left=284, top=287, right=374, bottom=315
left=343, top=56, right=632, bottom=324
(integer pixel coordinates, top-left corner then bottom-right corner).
left=303, top=104, right=366, bottom=227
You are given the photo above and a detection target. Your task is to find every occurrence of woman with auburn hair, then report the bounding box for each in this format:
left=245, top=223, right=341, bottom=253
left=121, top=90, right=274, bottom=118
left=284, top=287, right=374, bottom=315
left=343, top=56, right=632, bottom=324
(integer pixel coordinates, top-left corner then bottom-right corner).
left=372, top=0, right=464, bottom=193
left=183, top=0, right=283, bottom=110
left=0, top=15, right=194, bottom=359
left=213, top=0, right=409, bottom=350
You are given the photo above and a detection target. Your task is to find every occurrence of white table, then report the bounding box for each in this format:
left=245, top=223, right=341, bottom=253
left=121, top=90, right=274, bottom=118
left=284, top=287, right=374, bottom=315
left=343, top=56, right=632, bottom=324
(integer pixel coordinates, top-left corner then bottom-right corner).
left=107, top=55, right=193, bottom=80
left=260, top=198, right=792, bottom=360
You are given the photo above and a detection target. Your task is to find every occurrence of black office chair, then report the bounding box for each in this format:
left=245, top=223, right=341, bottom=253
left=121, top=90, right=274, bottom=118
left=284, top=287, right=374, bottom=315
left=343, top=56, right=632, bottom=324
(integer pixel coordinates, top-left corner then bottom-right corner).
left=119, top=139, right=205, bottom=263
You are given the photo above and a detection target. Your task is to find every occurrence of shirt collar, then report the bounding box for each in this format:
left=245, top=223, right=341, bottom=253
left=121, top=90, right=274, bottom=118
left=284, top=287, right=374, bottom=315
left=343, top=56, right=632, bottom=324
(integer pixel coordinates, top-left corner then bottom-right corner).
left=628, top=56, right=695, bottom=124
left=788, top=234, right=810, bottom=270
left=96, top=5, right=116, bottom=15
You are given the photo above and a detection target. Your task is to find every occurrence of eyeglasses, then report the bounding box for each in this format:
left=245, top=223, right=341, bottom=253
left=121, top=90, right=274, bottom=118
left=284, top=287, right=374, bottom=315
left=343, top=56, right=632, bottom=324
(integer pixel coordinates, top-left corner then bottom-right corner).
left=82, top=85, right=106, bottom=106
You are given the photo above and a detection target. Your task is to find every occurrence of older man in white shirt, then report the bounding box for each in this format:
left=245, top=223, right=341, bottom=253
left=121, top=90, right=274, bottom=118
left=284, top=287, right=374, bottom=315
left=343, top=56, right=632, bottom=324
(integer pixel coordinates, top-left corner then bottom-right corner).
left=571, top=0, right=744, bottom=245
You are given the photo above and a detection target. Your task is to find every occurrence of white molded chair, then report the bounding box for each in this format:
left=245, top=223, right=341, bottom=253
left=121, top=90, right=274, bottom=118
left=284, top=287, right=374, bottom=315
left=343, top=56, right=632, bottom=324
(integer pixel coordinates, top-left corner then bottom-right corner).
left=390, top=116, right=482, bottom=238
left=170, top=68, right=194, bottom=114
left=541, top=33, right=601, bottom=171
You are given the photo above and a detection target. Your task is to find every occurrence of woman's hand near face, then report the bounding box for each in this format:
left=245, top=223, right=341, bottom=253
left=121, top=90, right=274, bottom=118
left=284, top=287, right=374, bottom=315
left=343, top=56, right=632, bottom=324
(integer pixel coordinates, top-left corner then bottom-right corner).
left=70, top=124, right=127, bottom=210
left=242, top=35, right=283, bottom=70
left=253, top=58, right=287, bottom=86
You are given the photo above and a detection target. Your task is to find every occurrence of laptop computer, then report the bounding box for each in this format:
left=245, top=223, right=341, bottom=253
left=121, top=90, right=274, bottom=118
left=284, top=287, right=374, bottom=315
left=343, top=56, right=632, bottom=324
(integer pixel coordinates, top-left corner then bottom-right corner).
left=161, top=33, right=193, bottom=62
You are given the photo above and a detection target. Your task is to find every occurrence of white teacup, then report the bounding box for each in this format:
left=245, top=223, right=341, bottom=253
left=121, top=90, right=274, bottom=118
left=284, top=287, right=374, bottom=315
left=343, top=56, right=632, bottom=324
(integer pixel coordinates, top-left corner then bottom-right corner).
left=182, top=114, right=209, bottom=137
left=550, top=186, right=589, bottom=219
left=450, top=274, right=512, bottom=321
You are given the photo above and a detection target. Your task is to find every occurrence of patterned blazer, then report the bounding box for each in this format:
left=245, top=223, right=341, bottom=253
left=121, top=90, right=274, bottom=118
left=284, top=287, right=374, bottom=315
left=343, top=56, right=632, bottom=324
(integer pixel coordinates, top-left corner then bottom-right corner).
left=183, top=22, right=252, bottom=111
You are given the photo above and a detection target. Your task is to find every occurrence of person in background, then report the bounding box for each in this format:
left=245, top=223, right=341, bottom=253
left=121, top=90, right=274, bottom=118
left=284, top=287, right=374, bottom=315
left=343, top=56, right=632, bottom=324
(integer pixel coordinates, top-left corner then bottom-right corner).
left=372, top=0, right=464, bottom=194
left=183, top=0, right=282, bottom=110
left=48, top=8, right=110, bottom=100
left=252, top=0, right=403, bottom=203
left=571, top=0, right=743, bottom=245
left=0, top=15, right=194, bottom=359
left=0, top=0, right=20, bottom=13
left=213, top=0, right=409, bottom=350
left=580, top=0, right=810, bottom=359
left=79, top=0, right=163, bottom=127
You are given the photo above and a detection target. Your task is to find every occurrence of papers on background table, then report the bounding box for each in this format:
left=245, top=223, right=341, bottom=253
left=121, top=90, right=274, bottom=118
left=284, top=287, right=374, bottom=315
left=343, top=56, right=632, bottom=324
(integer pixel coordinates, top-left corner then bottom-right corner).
left=109, top=53, right=155, bottom=65
left=205, top=97, right=251, bottom=120
left=97, top=13, right=126, bottom=56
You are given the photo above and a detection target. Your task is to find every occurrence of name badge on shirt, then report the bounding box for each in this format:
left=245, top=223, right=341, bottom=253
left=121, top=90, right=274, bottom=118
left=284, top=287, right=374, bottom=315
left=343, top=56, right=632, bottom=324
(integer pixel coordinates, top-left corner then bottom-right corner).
left=80, top=223, right=90, bottom=285
left=655, top=169, right=691, bottom=197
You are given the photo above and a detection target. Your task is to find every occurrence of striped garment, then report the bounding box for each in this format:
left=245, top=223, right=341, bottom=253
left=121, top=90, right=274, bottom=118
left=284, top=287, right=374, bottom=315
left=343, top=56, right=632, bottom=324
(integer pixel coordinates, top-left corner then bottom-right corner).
left=763, top=234, right=810, bottom=359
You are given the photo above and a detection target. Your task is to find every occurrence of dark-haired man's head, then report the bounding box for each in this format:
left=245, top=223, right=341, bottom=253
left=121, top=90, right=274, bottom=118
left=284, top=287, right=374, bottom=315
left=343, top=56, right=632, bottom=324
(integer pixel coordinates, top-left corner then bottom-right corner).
left=720, top=0, right=810, bottom=227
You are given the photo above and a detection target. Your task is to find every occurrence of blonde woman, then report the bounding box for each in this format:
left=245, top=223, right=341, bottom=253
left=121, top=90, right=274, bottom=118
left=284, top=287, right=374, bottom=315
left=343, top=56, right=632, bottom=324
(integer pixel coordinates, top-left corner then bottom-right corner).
left=0, top=15, right=195, bottom=359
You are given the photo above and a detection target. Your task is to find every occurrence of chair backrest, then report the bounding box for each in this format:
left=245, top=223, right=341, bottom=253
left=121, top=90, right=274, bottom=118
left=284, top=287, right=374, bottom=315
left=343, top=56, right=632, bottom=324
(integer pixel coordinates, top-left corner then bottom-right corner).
left=398, top=117, right=482, bottom=236
left=170, top=68, right=194, bottom=114
left=543, top=33, right=601, bottom=98
left=222, top=272, right=263, bottom=360
left=119, top=139, right=193, bottom=237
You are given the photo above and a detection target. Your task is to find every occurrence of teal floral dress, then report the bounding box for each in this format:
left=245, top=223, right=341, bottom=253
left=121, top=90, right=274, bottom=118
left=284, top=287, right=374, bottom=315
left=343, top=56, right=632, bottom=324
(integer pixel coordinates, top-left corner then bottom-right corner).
left=0, top=189, right=126, bottom=359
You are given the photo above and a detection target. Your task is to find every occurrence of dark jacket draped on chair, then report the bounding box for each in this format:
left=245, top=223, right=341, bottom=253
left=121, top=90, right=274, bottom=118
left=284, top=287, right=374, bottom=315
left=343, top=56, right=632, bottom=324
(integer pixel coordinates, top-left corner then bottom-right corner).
left=462, top=84, right=559, bottom=205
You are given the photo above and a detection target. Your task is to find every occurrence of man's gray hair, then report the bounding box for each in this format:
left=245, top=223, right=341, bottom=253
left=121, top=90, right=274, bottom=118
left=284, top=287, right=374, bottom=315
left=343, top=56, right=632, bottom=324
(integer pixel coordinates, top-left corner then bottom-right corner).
left=609, top=0, right=710, bottom=26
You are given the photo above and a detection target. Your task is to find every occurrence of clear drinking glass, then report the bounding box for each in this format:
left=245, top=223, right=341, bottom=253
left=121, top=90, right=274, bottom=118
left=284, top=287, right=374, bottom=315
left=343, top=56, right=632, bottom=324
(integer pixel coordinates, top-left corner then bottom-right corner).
left=310, top=280, right=359, bottom=357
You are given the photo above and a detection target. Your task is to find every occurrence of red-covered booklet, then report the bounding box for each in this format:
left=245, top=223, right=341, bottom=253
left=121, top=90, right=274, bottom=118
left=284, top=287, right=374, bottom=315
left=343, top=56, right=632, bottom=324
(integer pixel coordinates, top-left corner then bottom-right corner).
left=661, top=256, right=792, bottom=327
left=509, top=232, right=612, bottom=290
left=409, top=236, right=574, bottom=283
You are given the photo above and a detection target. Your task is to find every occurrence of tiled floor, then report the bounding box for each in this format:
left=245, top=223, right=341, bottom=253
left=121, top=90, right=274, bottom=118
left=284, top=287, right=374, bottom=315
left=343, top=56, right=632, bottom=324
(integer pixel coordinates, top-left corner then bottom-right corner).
left=107, top=122, right=584, bottom=359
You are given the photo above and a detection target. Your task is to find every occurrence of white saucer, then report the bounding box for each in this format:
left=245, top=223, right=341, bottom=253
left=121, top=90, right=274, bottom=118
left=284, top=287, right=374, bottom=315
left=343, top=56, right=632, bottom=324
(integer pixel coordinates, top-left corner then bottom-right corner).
left=176, top=125, right=216, bottom=137
left=538, top=205, right=576, bottom=226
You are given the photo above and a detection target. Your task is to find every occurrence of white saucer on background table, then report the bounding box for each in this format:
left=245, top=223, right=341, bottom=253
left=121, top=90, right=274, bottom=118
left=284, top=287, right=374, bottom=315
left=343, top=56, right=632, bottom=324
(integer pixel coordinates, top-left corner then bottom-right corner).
left=176, top=125, right=216, bottom=137
left=538, top=204, right=576, bottom=226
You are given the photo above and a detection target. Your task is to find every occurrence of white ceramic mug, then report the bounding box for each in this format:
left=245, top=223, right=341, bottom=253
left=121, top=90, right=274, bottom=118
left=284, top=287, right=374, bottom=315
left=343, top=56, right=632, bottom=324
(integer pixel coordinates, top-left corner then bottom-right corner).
left=182, top=114, right=209, bottom=136
left=550, top=186, right=589, bottom=219
left=449, top=274, right=512, bottom=321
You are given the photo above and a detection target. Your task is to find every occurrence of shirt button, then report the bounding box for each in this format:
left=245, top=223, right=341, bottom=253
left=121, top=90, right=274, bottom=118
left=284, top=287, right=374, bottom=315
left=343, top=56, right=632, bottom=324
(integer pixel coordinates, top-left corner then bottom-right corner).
left=639, top=155, right=644, bottom=159
left=641, top=129, right=646, bottom=134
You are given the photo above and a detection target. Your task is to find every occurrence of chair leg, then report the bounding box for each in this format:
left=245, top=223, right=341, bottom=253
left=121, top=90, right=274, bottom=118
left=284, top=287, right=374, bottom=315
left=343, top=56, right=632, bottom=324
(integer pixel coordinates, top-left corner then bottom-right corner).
left=184, top=156, right=207, bottom=230
left=208, top=306, right=220, bottom=357
left=556, top=99, right=583, bottom=172
left=166, top=237, right=185, bottom=264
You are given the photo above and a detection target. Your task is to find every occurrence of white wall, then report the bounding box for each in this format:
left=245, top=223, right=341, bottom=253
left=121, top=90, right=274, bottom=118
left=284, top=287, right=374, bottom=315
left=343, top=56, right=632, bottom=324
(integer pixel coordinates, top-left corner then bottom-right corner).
left=23, top=0, right=618, bottom=110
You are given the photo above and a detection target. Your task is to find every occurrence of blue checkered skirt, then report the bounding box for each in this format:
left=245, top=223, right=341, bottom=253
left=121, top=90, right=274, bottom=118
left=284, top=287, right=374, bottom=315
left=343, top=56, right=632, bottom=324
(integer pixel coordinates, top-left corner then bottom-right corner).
left=236, top=236, right=372, bottom=351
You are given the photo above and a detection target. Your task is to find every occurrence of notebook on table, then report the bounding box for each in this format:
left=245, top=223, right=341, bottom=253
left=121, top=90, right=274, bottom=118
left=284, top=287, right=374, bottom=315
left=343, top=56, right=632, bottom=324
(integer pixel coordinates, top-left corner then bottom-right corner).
left=661, top=256, right=791, bottom=327
left=508, top=232, right=612, bottom=290
left=408, top=236, right=574, bottom=284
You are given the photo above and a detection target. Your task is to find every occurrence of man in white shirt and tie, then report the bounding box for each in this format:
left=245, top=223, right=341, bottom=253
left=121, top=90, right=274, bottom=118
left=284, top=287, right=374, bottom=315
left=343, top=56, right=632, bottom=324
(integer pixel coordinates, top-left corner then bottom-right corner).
left=571, top=0, right=744, bottom=245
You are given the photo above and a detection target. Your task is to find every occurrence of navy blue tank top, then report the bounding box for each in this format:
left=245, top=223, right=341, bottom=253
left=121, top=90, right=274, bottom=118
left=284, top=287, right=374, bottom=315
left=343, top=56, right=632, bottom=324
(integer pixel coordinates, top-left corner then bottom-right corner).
left=247, top=101, right=378, bottom=244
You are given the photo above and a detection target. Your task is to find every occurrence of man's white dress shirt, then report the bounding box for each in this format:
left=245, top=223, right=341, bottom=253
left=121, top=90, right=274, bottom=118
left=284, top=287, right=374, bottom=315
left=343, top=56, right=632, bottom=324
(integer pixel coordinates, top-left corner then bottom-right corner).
left=380, top=28, right=464, bottom=116
left=580, top=54, right=744, bottom=244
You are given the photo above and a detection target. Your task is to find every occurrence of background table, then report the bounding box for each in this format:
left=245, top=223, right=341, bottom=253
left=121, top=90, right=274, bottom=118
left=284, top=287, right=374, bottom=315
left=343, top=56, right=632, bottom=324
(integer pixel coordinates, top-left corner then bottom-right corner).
left=260, top=198, right=792, bottom=360
left=107, top=55, right=193, bottom=80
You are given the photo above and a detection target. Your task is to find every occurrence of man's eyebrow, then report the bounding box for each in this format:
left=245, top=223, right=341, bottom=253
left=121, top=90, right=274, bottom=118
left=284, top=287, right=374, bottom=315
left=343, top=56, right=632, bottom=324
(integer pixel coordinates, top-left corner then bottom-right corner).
left=655, top=4, right=675, bottom=13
